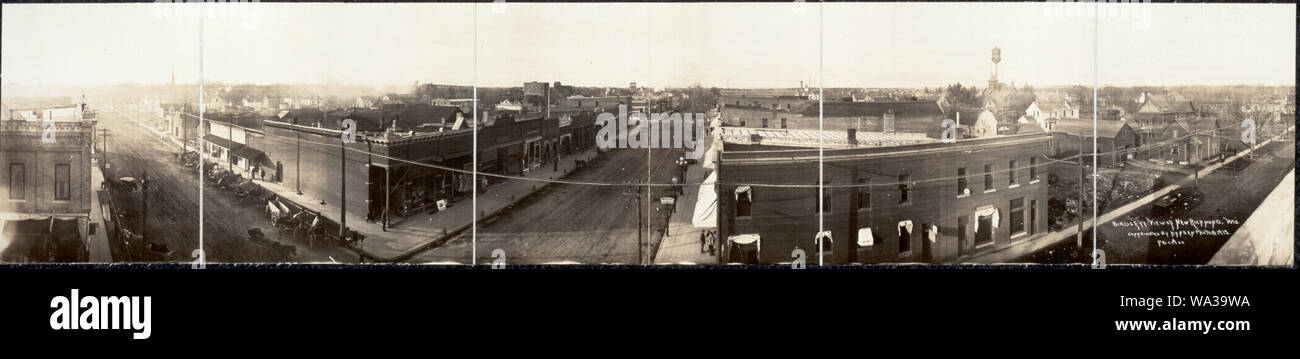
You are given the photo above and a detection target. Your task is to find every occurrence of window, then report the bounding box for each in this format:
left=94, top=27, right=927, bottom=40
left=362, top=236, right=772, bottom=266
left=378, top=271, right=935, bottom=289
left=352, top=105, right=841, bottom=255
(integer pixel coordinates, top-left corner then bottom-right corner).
left=956, top=168, right=968, bottom=195
left=975, top=212, right=994, bottom=246
left=821, top=182, right=832, bottom=213
left=786, top=104, right=792, bottom=110
left=55, top=164, right=70, bottom=201
left=1029, top=199, right=1038, bottom=235
left=898, top=174, right=910, bottom=204
left=761, top=118, right=768, bottom=128
left=8, top=163, right=24, bottom=200
left=957, top=216, right=968, bottom=255
left=735, top=186, right=752, bottom=217
left=781, top=118, right=787, bottom=128
left=1010, top=198, right=1025, bottom=236
left=898, top=221, right=912, bottom=253
left=1008, top=160, right=1018, bottom=185
left=739, top=120, right=746, bottom=127
left=857, top=178, right=870, bottom=210
left=815, top=232, right=833, bottom=257
left=984, top=164, right=994, bottom=191
left=1029, top=157, right=1038, bottom=181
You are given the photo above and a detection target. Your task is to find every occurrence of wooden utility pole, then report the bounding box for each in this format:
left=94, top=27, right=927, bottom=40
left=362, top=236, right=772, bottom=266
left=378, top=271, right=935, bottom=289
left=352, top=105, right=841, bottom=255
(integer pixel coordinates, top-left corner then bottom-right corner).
left=339, top=137, right=348, bottom=244
left=227, top=120, right=234, bottom=170
left=636, top=187, right=643, bottom=265
left=99, top=129, right=110, bottom=159
left=296, top=123, right=302, bottom=195
left=141, top=173, right=148, bottom=244
left=1077, top=135, right=1085, bottom=249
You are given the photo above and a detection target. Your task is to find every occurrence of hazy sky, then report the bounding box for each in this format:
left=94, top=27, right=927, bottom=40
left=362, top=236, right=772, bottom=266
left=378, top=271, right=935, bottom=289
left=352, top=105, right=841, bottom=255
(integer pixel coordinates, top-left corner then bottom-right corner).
left=2, top=2, right=1293, bottom=90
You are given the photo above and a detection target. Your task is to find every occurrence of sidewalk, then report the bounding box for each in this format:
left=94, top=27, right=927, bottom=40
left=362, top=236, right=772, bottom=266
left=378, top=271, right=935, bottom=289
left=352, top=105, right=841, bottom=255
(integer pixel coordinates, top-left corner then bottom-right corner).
left=256, top=148, right=599, bottom=262
left=87, top=164, right=113, bottom=262
left=653, top=161, right=718, bottom=264
left=1209, top=171, right=1294, bottom=266
left=112, top=104, right=601, bottom=262
left=967, top=129, right=1292, bottom=263
left=1126, top=158, right=1196, bottom=174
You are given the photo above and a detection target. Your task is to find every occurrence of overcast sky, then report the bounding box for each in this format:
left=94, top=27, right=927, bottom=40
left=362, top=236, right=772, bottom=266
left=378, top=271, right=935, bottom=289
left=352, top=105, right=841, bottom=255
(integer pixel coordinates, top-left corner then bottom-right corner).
left=2, top=2, right=1293, bottom=89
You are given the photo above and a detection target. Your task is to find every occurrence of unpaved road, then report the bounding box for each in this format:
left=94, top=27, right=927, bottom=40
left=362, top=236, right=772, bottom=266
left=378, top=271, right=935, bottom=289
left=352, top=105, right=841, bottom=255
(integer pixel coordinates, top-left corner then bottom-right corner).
left=412, top=147, right=683, bottom=264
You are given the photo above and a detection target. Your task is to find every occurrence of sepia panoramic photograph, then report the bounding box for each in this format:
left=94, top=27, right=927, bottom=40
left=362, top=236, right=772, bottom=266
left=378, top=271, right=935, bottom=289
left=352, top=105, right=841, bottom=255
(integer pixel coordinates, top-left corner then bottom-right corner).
left=1, top=1, right=1293, bottom=267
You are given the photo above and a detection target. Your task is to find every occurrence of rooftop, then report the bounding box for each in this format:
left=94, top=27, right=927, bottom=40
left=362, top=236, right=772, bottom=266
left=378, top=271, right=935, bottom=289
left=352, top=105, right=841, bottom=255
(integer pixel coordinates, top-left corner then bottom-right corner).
left=807, top=100, right=944, bottom=118
left=719, top=127, right=939, bottom=150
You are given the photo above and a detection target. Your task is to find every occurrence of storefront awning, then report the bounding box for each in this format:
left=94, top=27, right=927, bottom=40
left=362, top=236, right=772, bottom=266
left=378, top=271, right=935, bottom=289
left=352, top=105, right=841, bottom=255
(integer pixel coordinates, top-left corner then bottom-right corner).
left=232, top=146, right=275, bottom=168
left=691, top=170, right=718, bottom=228
left=202, top=134, right=235, bottom=150
left=701, top=137, right=722, bottom=170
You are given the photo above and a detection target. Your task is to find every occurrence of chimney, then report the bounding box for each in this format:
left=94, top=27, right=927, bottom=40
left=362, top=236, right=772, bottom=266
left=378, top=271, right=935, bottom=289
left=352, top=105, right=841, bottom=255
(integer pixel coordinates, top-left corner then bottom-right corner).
left=847, top=128, right=858, bottom=145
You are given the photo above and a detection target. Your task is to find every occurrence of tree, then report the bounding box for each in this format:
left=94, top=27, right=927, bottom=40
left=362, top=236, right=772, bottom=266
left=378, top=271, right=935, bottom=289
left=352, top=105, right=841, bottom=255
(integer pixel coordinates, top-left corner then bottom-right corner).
left=942, top=83, right=983, bottom=109
left=1067, top=85, right=1095, bottom=116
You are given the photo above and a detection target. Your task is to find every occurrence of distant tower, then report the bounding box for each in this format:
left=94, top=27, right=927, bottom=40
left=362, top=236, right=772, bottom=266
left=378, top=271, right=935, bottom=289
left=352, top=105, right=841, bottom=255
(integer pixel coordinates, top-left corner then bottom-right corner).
left=169, top=69, right=176, bottom=103
left=989, top=47, right=1002, bottom=90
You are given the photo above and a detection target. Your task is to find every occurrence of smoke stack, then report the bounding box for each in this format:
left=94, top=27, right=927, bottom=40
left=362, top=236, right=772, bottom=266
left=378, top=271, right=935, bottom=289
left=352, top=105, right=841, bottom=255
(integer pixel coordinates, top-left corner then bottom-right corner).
left=847, top=128, right=858, bottom=145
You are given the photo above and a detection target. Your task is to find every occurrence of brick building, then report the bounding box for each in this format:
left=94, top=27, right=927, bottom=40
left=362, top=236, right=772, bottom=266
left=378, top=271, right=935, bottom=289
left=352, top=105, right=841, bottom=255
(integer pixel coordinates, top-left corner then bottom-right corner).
left=257, top=110, right=599, bottom=222
left=1, top=111, right=96, bottom=262
left=714, top=129, right=1052, bottom=264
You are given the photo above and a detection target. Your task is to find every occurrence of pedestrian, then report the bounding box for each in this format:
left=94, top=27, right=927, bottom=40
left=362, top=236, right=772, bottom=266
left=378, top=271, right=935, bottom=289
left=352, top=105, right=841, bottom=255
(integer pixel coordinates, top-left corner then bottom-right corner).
left=699, top=230, right=707, bottom=253
left=706, top=231, right=717, bottom=256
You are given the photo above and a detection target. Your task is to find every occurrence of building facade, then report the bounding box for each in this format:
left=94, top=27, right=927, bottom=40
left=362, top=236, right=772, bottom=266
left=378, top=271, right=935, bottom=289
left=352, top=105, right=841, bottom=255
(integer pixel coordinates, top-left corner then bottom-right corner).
left=1, top=114, right=96, bottom=262
left=716, top=132, right=1052, bottom=264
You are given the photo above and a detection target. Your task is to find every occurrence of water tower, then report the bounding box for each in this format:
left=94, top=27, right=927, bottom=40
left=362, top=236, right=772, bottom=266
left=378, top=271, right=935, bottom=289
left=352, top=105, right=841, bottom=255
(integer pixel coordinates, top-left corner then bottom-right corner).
left=989, top=47, right=1002, bottom=90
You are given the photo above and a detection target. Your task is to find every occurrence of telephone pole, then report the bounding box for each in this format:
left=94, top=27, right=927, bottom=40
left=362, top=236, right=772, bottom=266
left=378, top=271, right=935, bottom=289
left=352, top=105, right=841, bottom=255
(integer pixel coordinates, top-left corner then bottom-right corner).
left=98, top=129, right=110, bottom=160
left=1077, top=135, right=1085, bottom=250
left=636, top=187, right=643, bottom=265
left=295, top=118, right=302, bottom=195
left=141, top=173, right=149, bottom=245
left=339, top=137, right=348, bottom=244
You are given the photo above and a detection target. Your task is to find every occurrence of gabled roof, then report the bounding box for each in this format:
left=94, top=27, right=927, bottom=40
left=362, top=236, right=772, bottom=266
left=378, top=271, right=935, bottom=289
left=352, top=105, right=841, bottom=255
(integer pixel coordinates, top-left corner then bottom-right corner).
left=1033, top=92, right=1075, bottom=112
left=952, top=108, right=992, bottom=126
left=1050, top=118, right=1132, bottom=138
left=1144, top=94, right=1195, bottom=113
left=1172, top=118, right=1219, bottom=134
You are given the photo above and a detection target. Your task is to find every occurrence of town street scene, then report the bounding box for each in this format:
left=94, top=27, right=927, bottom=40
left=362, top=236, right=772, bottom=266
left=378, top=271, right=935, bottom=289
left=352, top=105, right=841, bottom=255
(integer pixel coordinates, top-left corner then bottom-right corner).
left=1, top=2, right=1292, bottom=266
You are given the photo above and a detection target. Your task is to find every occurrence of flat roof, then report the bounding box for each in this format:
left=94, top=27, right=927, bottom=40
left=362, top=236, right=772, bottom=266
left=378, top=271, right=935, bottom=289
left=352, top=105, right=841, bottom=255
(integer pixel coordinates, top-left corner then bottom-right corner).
left=719, top=127, right=939, bottom=150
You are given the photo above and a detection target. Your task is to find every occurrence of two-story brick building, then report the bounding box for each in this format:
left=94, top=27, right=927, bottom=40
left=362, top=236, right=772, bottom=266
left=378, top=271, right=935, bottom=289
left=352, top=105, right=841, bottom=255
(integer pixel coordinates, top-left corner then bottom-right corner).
left=1, top=111, right=96, bottom=262
left=713, top=126, right=1052, bottom=264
